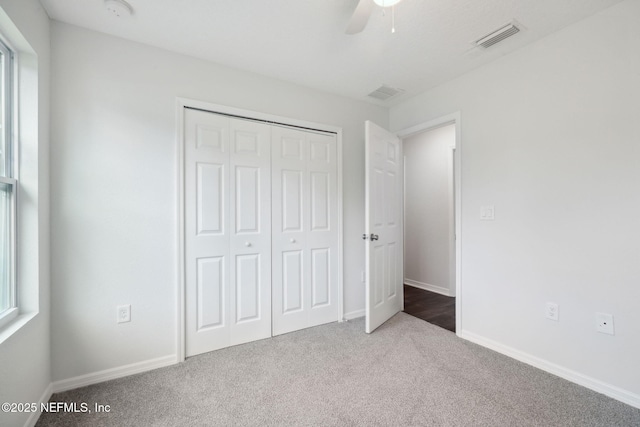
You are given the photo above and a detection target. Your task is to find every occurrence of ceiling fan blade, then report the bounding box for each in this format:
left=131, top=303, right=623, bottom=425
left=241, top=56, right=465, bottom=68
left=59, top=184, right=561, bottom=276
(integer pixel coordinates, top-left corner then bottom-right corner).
left=345, top=0, right=374, bottom=35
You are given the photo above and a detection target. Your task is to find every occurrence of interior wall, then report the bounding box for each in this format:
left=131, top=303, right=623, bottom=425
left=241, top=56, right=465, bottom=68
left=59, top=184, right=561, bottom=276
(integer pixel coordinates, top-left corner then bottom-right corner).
left=0, top=0, right=51, bottom=426
left=390, top=0, right=640, bottom=402
left=403, top=125, right=455, bottom=296
left=50, top=22, right=387, bottom=382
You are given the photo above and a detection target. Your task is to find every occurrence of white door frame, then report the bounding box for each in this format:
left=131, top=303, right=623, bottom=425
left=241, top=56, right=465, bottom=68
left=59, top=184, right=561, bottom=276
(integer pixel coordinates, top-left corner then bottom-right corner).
left=396, top=112, right=462, bottom=335
left=176, top=97, right=344, bottom=362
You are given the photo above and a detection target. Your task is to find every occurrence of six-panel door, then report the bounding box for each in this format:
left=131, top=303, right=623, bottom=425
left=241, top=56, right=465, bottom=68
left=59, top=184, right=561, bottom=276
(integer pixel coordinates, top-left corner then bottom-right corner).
left=365, top=120, right=403, bottom=334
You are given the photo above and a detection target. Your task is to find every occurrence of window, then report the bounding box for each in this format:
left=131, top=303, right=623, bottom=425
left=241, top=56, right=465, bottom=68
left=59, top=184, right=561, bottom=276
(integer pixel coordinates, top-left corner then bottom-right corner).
left=0, top=37, right=16, bottom=329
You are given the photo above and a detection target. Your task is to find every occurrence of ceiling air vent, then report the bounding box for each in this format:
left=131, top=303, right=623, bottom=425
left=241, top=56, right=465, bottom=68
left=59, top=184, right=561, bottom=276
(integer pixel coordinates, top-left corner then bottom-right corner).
left=475, top=23, right=520, bottom=48
left=368, top=85, right=404, bottom=101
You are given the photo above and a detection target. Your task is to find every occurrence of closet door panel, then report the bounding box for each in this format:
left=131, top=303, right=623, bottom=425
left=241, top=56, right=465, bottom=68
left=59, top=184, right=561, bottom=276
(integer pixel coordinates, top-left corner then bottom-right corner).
left=186, top=111, right=272, bottom=356
left=272, top=127, right=308, bottom=335
left=272, top=128, right=338, bottom=335
left=229, top=118, right=272, bottom=346
left=307, top=132, right=338, bottom=326
left=185, top=110, right=231, bottom=356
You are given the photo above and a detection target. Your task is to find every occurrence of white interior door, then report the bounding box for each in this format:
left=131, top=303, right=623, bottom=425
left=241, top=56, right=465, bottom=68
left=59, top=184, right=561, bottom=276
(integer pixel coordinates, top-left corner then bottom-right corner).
left=185, top=109, right=271, bottom=356
left=365, top=120, right=403, bottom=333
left=271, top=126, right=338, bottom=336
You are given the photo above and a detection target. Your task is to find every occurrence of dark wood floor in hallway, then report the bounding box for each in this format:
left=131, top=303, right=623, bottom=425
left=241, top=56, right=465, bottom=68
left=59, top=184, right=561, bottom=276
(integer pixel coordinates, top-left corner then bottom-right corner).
left=403, top=285, right=456, bottom=333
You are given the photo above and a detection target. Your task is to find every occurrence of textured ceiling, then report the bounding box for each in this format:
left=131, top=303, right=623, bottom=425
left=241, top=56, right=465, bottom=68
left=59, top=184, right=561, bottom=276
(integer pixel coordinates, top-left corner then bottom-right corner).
left=39, top=0, right=623, bottom=106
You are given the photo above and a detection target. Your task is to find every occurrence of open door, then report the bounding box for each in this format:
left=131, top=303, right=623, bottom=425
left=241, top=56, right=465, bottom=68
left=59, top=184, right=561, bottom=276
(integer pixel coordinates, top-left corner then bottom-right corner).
left=365, top=121, right=404, bottom=333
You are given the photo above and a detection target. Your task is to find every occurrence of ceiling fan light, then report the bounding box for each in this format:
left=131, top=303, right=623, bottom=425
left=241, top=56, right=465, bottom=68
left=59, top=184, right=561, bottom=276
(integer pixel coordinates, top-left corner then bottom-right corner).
left=373, top=0, right=403, bottom=7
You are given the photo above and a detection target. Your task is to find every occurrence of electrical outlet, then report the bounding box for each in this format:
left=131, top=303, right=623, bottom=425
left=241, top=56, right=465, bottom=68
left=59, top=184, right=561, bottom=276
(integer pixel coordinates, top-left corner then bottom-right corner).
left=596, top=312, right=614, bottom=335
left=545, top=302, right=559, bottom=321
left=117, top=305, right=131, bottom=323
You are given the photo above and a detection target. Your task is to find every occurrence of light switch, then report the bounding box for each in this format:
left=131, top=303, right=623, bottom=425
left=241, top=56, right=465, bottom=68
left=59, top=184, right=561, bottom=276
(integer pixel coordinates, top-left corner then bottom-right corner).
left=480, top=205, right=495, bottom=220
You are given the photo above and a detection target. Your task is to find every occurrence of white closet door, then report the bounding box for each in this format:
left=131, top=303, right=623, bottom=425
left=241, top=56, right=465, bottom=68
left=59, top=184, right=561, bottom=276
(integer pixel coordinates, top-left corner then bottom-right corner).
left=185, top=109, right=230, bottom=357
left=185, top=109, right=271, bottom=357
left=228, top=118, right=271, bottom=346
left=271, top=127, right=338, bottom=336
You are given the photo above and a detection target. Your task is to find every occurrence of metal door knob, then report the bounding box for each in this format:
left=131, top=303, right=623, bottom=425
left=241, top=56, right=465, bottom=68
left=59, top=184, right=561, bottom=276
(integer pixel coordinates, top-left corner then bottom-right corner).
left=245, top=242, right=252, bottom=247
left=290, top=238, right=296, bottom=243
left=370, top=234, right=379, bottom=241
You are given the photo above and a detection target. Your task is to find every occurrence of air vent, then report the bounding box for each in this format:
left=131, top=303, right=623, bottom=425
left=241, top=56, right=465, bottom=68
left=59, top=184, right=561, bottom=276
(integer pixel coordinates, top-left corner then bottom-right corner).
left=475, top=23, right=520, bottom=48
left=367, top=85, right=404, bottom=101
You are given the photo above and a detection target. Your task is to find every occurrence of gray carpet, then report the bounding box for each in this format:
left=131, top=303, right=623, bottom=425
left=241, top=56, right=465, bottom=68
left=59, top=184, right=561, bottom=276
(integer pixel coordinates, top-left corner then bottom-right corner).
left=37, top=313, right=640, bottom=426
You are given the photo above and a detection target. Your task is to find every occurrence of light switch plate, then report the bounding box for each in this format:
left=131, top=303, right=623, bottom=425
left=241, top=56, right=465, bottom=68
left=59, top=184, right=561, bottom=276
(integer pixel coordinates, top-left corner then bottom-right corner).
left=480, top=205, right=495, bottom=220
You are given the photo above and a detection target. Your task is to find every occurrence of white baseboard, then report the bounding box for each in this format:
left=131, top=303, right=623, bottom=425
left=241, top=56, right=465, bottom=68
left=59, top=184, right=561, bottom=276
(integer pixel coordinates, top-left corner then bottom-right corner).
left=404, top=279, right=451, bottom=296
left=51, top=355, right=178, bottom=393
left=459, top=330, right=640, bottom=409
left=343, top=309, right=365, bottom=320
left=24, top=382, right=53, bottom=427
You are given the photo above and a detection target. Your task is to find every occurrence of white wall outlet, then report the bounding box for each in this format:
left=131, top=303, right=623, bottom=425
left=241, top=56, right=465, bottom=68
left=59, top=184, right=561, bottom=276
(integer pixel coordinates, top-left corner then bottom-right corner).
left=117, top=304, right=131, bottom=323
left=545, top=302, right=559, bottom=321
left=595, top=312, right=614, bottom=335
left=480, top=205, right=495, bottom=220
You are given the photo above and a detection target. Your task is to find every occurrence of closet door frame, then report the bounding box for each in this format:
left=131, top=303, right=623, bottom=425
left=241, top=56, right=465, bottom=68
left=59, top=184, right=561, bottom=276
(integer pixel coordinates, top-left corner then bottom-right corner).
left=176, top=98, right=343, bottom=362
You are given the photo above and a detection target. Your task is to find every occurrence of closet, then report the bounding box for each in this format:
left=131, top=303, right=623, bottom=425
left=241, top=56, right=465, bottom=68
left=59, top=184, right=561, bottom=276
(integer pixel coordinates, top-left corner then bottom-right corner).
left=184, top=108, right=339, bottom=357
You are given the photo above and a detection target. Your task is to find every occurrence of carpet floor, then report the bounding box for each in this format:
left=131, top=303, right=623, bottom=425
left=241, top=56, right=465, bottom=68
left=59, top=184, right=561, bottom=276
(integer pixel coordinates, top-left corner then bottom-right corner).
left=37, top=313, right=640, bottom=426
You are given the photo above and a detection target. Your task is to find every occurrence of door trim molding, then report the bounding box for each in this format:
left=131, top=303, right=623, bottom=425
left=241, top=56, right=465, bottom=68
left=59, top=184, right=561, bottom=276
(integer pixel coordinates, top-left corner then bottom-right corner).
left=175, top=97, right=344, bottom=362
left=396, top=112, right=462, bottom=336
left=404, top=279, right=451, bottom=297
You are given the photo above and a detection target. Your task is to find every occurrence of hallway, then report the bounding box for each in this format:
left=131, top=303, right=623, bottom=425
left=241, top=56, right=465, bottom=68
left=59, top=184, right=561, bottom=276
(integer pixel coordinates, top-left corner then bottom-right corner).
left=403, top=285, right=455, bottom=333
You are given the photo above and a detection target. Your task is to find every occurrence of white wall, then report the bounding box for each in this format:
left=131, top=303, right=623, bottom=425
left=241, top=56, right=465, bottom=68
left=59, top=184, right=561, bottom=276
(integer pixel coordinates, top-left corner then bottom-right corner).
left=0, top=0, right=51, bottom=426
left=50, top=22, right=387, bottom=382
left=403, top=125, right=455, bottom=296
left=391, top=0, right=640, bottom=404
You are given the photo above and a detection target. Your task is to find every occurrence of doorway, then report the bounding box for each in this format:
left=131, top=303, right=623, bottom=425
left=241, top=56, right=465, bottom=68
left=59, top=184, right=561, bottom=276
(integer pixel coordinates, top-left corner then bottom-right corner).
left=363, top=114, right=461, bottom=336
left=401, top=121, right=457, bottom=332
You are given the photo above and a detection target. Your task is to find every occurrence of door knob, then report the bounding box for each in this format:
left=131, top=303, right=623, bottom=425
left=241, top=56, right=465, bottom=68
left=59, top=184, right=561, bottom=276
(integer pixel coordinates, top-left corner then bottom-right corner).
left=290, top=238, right=296, bottom=243
left=245, top=242, right=252, bottom=247
left=370, top=234, right=379, bottom=241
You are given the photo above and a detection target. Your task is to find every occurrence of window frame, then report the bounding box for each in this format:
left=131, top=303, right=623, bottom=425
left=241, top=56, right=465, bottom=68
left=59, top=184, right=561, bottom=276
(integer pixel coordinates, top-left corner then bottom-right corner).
left=0, top=35, right=17, bottom=330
